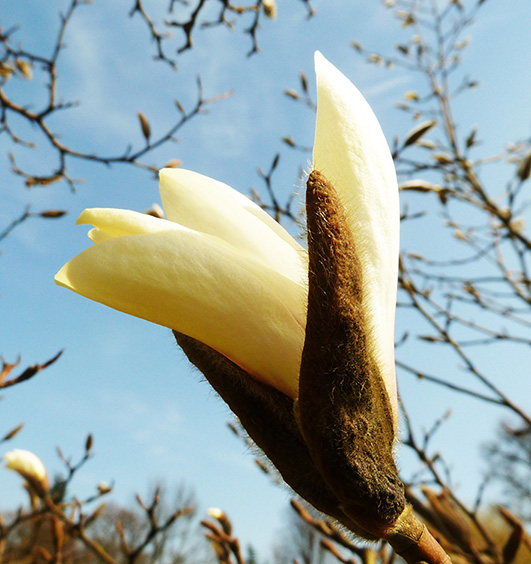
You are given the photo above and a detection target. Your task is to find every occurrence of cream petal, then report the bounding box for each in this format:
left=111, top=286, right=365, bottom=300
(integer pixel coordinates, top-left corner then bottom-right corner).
left=87, top=228, right=113, bottom=244
left=5, top=449, right=48, bottom=482
left=77, top=208, right=185, bottom=242
left=159, top=169, right=307, bottom=284
left=55, top=229, right=306, bottom=398
left=313, top=52, right=399, bottom=419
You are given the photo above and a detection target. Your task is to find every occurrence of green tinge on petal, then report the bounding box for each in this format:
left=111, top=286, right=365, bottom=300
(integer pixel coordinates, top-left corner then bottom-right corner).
left=313, top=52, right=399, bottom=420
left=159, top=169, right=307, bottom=285
left=55, top=230, right=306, bottom=398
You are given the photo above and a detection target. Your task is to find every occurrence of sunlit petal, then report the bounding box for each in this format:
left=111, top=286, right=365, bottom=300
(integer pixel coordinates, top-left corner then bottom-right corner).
left=55, top=229, right=306, bottom=398
left=5, top=449, right=47, bottom=481
left=160, top=169, right=306, bottom=284
left=5, top=449, right=49, bottom=493
left=77, top=208, right=183, bottom=243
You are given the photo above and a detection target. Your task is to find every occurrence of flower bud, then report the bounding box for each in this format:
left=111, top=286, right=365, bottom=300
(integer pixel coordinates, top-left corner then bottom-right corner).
left=262, top=0, right=277, bottom=19
left=207, top=507, right=233, bottom=536
left=5, top=449, right=50, bottom=495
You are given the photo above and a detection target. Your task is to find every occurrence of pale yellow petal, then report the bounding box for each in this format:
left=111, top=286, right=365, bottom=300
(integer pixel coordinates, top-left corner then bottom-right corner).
left=55, top=229, right=306, bottom=398
left=5, top=449, right=48, bottom=482
left=313, top=52, right=399, bottom=419
left=77, top=208, right=184, bottom=242
left=87, top=228, right=113, bottom=243
left=159, top=169, right=306, bottom=284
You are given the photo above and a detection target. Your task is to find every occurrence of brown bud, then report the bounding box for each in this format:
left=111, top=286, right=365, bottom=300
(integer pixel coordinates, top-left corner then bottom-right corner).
left=465, top=128, right=477, bottom=148
left=137, top=112, right=151, bottom=141
left=282, top=136, right=295, bottom=147
left=517, top=150, right=531, bottom=182
left=164, top=159, right=182, bottom=169
left=396, top=44, right=409, bottom=56
left=404, top=120, right=437, bottom=147
left=433, top=153, right=453, bottom=164
left=417, top=139, right=437, bottom=149
left=85, top=433, right=93, bottom=452
left=39, top=210, right=67, bottom=218
left=2, top=423, right=24, bottom=442
left=299, top=71, right=308, bottom=93
left=26, top=175, right=62, bottom=187
left=285, top=89, right=299, bottom=100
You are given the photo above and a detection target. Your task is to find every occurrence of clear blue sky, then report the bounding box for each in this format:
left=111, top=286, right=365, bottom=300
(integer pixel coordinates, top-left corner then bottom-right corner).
left=2, top=0, right=530, bottom=556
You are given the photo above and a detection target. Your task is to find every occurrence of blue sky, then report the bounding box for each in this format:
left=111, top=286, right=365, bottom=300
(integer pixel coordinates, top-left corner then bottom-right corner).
left=2, top=0, right=531, bottom=556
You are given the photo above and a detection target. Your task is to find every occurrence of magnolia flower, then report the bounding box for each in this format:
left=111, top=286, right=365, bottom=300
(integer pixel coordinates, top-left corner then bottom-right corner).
left=56, top=168, right=307, bottom=398
left=52, top=53, right=453, bottom=559
left=5, top=449, right=50, bottom=494
left=54, top=54, right=452, bottom=562
left=54, top=52, right=398, bottom=419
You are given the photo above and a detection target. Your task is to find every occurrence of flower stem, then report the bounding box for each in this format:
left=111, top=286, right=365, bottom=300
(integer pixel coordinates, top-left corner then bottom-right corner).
left=384, top=506, right=452, bottom=564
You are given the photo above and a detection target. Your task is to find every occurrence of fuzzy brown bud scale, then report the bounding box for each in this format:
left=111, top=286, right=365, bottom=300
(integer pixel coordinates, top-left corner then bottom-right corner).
left=174, top=331, right=361, bottom=534
left=298, top=170, right=405, bottom=534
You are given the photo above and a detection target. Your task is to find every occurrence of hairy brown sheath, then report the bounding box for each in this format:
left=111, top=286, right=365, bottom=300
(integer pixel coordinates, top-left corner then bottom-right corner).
left=298, top=170, right=405, bottom=535
left=173, top=331, right=362, bottom=533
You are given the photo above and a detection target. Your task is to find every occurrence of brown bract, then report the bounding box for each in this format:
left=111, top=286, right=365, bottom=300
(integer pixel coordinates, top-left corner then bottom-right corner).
left=298, top=170, right=405, bottom=534
left=174, top=330, right=361, bottom=535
